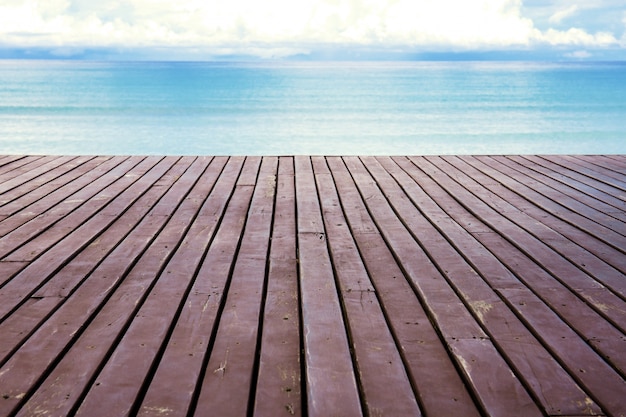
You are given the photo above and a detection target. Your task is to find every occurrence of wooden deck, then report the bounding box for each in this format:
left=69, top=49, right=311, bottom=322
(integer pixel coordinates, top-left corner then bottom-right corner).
left=0, top=155, right=624, bottom=417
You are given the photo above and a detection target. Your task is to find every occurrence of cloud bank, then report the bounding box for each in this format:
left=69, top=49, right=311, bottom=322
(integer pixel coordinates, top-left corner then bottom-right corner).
left=0, top=0, right=623, bottom=58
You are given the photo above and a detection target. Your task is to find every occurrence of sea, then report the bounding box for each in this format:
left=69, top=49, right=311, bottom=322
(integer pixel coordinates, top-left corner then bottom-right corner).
left=1, top=60, right=625, bottom=155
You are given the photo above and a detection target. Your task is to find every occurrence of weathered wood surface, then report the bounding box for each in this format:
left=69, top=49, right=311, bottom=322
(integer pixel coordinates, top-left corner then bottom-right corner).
left=0, top=155, right=624, bottom=417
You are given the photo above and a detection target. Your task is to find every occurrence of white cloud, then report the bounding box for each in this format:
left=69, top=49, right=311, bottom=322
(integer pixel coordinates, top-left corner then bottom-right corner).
left=540, top=28, right=617, bottom=46
left=0, top=0, right=622, bottom=57
left=548, top=5, right=579, bottom=24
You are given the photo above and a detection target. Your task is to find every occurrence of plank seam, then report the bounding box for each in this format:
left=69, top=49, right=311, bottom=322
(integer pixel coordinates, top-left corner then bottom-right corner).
left=0, top=156, right=184, bottom=414
left=327, top=156, right=428, bottom=416
left=345, top=156, right=490, bottom=416
left=185, top=157, right=261, bottom=417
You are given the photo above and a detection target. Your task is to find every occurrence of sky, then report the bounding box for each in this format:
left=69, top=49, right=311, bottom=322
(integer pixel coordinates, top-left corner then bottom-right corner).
left=0, top=0, right=624, bottom=60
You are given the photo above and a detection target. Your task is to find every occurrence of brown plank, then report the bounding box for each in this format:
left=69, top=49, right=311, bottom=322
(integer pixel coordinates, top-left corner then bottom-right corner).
left=436, top=156, right=626, bottom=374
left=0, top=156, right=204, bottom=358
left=0, top=154, right=624, bottom=417
left=493, top=155, right=626, bottom=234
left=448, top=156, right=626, bottom=298
left=0, top=156, right=80, bottom=197
left=403, top=171, right=626, bottom=378
left=0, top=157, right=201, bottom=366
left=294, top=156, right=363, bottom=417
left=0, top=261, right=28, bottom=284
left=0, top=156, right=116, bottom=235
left=499, top=287, right=626, bottom=416
left=313, top=156, right=422, bottom=416
left=453, top=156, right=626, bottom=276
left=326, top=156, right=481, bottom=417
left=546, top=155, right=626, bottom=192
left=252, top=157, right=302, bottom=417
left=0, top=157, right=171, bottom=320
left=597, top=155, right=626, bottom=171
left=0, top=156, right=46, bottom=182
left=0, top=156, right=71, bottom=190
left=400, top=156, right=626, bottom=416
left=392, top=154, right=626, bottom=379
left=132, top=156, right=244, bottom=417
left=2, top=156, right=162, bottom=263
left=343, top=156, right=544, bottom=417
left=0, top=156, right=97, bottom=209
left=0, top=157, right=210, bottom=416
left=0, top=156, right=136, bottom=249
left=368, top=156, right=602, bottom=416
left=0, top=156, right=29, bottom=173
left=572, top=155, right=626, bottom=180
left=65, top=157, right=248, bottom=417
left=0, top=156, right=109, bottom=216
left=418, top=156, right=626, bottom=331
left=0, top=157, right=145, bottom=291
left=519, top=155, right=626, bottom=214
left=13, top=157, right=228, bottom=417
left=477, top=156, right=626, bottom=244
left=191, top=157, right=276, bottom=416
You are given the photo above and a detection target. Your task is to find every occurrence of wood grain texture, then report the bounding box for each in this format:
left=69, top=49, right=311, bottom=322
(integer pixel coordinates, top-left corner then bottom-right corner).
left=0, top=155, right=624, bottom=417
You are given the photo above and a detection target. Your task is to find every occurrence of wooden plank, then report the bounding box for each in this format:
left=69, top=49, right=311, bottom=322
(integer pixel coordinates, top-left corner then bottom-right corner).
left=252, top=157, right=302, bottom=417
left=0, top=158, right=138, bottom=283
left=447, top=156, right=626, bottom=298
left=0, top=156, right=136, bottom=248
left=431, top=155, right=626, bottom=331
left=542, top=155, right=626, bottom=201
left=0, top=156, right=96, bottom=209
left=7, top=157, right=224, bottom=417
left=0, top=157, right=202, bottom=366
left=294, top=156, right=363, bottom=417
left=597, top=155, right=626, bottom=171
left=326, top=156, right=481, bottom=417
left=127, top=158, right=250, bottom=415
left=2, top=156, right=163, bottom=263
left=519, top=155, right=626, bottom=214
left=477, top=156, right=626, bottom=244
left=0, top=157, right=172, bottom=321
left=492, top=155, right=626, bottom=234
left=453, top=156, right=626, bottom=276
left=71, top=157, right=252, bottom=417
left=399, top=156, right=626, bottom=416
left=0, top=156, right=28, bottom=173
left=435, top=157, right=626, bottom=374
left=418, top=156, right=626, bottom=331
left=0, top=156, right=109, bottom=216
left=0, top=154, right=624, bottom=417
left=544, top=155, right=626, bottom=192
left=512, top=155, right=625, bottom=217
left=0, top=261, right=28, bottom=285
left=313, top=156, right=422, bottom=416
left=401, top=175, right=626, bottom=379
left=343, top=156, right=544, bottom=417
left=0, top=157, right=111, bottom=219
left=191, top=157, right=276, bottom=416
left=391, top=154, right=626, bottom=386
left=368, top=156, right=602, bottom=416
left=499, top=287, right=626, bottom=417
left=15, top=158, right=232, bottom=414
left=572, top=155, right=626, bottom=181
left=0, top=156, right=79, bottom=197
left=0, top=157, right=208, bottom=416
left=0, top=156, right=68, bottom=190
left=0, top=156, right=46, bottom=181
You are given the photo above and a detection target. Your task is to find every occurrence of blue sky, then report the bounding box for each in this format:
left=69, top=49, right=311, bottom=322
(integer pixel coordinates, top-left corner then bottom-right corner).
left=0, top=0, right=624, bottom=60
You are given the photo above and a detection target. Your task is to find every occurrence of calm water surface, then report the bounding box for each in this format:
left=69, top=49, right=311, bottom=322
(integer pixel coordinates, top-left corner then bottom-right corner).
left=1, top=60, right=625, bottom=155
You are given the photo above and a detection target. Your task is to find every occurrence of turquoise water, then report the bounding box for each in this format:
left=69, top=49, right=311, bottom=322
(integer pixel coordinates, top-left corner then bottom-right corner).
left=1, top=60, right=625, bottom=155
